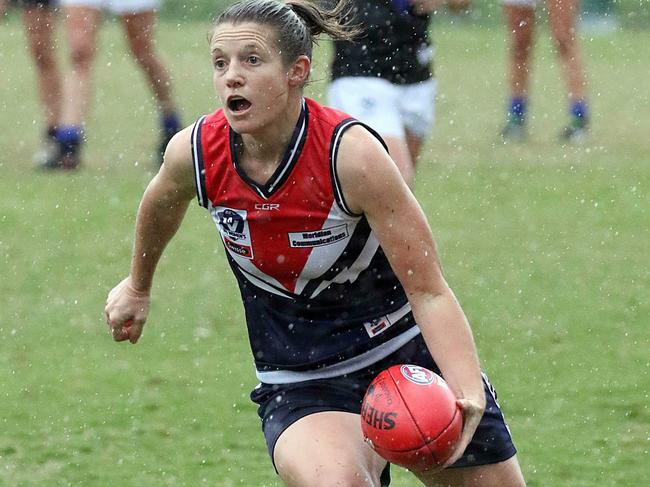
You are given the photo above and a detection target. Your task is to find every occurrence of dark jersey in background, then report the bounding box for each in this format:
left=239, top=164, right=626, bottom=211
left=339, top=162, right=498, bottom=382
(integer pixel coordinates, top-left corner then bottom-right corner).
left=331, top=0, right=433, bottom=85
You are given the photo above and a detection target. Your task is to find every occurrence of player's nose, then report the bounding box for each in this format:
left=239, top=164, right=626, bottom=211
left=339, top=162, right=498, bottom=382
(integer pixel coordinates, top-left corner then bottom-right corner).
left=225, top=64, right=245, bottom=88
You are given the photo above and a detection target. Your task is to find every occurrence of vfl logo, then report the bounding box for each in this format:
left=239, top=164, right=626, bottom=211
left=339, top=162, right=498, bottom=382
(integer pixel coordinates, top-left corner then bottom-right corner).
left=211, top=206, right=254, bottom=259
left=400, top=365, right=436, bottom=386
left=217, top=208, right=246, bottom=240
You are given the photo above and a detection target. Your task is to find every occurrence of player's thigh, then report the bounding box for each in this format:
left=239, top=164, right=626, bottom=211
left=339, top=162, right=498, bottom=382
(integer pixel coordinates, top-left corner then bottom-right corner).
left=61, top=5, right=102, bottom=58
left=328, top=77, right=405, bottom=139
left=274, top=411, right=387, bottom=487
left=120, top=9, right=157, bottom=58
left=22, top=5, right=56, bottom=57
left=404, top=129, right=423, bottom=164
left=108, top=0, right=159, bottom=15
left=415, top=455, right=526, bottom=487
left=59, top=0, right=104, bottom=11
left=547, top=0, right=579, bottom=39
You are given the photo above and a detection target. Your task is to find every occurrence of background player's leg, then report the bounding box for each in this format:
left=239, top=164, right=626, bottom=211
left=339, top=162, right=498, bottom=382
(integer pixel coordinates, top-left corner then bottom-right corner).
left=274, top=411, right=387, bottom=487
left=44, top=5, right=101, bottom=169
left=405, top=129, right=423, bottom=165
left=60, top=6, right=100, bottom=127
left=400, top=79, right=436, bottom=176
left=502, top=3, right=535, bottom=140
left=547, top=0, right=589, bottom=141
left=121, top=10, right=180, bottom=164
left=23, top=4, right=63, bottom=165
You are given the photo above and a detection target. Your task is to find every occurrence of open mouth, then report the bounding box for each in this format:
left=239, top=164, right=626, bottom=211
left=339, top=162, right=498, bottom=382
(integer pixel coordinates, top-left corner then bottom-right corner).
left=227, top=96, right=252, bottom=114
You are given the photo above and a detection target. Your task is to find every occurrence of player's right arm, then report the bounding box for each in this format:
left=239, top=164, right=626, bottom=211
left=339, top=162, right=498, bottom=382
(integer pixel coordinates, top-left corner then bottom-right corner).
left=104, top=126, right=196, bottom=344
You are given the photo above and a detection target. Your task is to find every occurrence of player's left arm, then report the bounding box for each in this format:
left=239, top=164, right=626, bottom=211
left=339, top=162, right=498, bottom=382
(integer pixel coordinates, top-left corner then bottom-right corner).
left=337, top=126, right=485, bottom=465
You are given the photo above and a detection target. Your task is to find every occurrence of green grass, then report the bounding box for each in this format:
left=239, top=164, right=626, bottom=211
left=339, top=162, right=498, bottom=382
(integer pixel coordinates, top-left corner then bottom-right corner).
left=1, top=17, right=648, bottom=486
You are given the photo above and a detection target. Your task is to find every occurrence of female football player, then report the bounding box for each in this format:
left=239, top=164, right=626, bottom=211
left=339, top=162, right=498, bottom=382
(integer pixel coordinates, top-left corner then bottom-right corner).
left=105, top=1, right=526, bottom=485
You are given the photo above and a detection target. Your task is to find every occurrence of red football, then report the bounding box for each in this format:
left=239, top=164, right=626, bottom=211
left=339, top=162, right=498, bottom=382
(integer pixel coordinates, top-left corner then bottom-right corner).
left=360, top=364, right=462, bottom=471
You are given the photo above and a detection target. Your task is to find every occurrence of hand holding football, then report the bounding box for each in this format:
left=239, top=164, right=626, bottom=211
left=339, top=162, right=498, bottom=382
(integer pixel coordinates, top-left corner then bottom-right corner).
left=360, top=364, right=462, bottom=471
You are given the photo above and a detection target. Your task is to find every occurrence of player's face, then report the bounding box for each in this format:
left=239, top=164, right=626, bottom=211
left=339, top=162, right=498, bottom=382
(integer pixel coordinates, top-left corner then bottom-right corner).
left=210, top=22, right=294, bottom=134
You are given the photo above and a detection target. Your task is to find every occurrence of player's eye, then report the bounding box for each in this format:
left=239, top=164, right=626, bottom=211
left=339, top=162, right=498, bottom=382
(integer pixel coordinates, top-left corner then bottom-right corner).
left=214, top=58, right=226, bottom=70
left=247, top=55, right=260, bottom=65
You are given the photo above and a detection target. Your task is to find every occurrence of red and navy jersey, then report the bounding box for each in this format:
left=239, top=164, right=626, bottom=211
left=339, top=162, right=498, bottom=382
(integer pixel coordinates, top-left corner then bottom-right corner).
left=191, top=98, right=419, bottom=383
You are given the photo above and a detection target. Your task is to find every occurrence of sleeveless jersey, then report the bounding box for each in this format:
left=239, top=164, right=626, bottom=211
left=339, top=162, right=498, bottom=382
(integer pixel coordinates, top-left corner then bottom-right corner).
left=331, top=0, right=433, bottom=85
left=191, top=98, right=420, bottom=384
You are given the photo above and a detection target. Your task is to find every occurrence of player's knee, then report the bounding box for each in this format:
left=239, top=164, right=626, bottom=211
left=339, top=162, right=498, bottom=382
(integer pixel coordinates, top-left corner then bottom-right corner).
left=69, top=43, right=95, bottom=68
left=32, top=51, right=57, bottom=71
left=310, top=472, right=378, bottom=487
left=512, top=39, right=532, bottom=58
left=280, top=465, right=380, bottom=487
left=129, top=42, right=157, bottom=68
left=554, top=34, right=576, bottom=57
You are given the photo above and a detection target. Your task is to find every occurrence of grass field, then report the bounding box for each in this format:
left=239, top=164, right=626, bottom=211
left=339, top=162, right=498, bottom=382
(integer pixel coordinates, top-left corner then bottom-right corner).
left=1, top=14, right=648, bottom=486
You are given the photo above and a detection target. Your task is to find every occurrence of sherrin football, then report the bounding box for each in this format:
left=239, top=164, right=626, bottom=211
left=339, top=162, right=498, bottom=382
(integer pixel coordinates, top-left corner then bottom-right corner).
left=360, top=364, right=462, bottom=471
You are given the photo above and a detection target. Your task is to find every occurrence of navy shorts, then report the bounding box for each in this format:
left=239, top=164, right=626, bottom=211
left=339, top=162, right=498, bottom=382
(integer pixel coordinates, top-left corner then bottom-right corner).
left=250, top=334, right=517, bottom=484
left=13, top=0, right=56, bottom=8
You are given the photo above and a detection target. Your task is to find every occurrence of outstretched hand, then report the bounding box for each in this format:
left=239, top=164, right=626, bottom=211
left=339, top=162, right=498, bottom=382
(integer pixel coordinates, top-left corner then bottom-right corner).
left=442, top=397, right=485, bottom=467
left=104, top=277, right=150, bottom=344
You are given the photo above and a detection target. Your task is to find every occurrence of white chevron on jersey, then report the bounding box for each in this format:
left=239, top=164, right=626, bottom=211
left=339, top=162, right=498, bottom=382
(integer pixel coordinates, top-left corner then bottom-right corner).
left=308, top=233, right=380, bottom=299
left=293, top=202, right=363, bottom=295
left=239, top=267, right=293, bottom=299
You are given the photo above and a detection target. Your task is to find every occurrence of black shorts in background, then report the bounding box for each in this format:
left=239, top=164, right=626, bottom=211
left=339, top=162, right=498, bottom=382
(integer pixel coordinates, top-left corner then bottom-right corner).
left=12, top=0, right=56, bottom=9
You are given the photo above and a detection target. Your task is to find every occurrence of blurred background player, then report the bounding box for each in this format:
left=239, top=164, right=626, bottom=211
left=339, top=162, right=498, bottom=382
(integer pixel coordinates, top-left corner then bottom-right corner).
left=1, top=0, right=64, bottom=166
left=501, top=0, right=590, bottom=142
left=329, top=0, right=470, bottom=185
left=42, top=0, right=181, bottom=169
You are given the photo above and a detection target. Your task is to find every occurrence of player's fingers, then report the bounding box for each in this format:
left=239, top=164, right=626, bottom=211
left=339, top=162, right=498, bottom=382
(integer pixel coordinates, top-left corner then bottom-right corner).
left=442, top=430, right=474, bottom=467
left=107, top=314, right=134, bottom=341
left=442, top=399, right=483, bottom=467
left=111, top=324, right=130, bottom=342
left=106, top=309, right=129, bottom=327
left=457, top=400, right=483, bottom=441
left=104, top=304, right=116, bottom=328
left=127, top=320, right=145, bottom=344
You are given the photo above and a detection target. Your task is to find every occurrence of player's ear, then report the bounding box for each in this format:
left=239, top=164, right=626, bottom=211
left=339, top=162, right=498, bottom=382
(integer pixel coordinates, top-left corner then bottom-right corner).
left=287, top=55, right=310, bottom=87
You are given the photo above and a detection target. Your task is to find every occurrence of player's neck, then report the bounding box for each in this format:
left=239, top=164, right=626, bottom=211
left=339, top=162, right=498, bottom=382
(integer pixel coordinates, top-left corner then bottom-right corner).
left=240, top=96, right=303, bottom=166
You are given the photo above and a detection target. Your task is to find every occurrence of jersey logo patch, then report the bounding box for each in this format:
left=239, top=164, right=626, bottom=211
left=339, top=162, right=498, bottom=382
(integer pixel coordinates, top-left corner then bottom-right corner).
left=288, top=224, right=349, bottom=248
left=212, top=206, right=254, bottom=259
left=364, top=315, right=392, bottom=338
